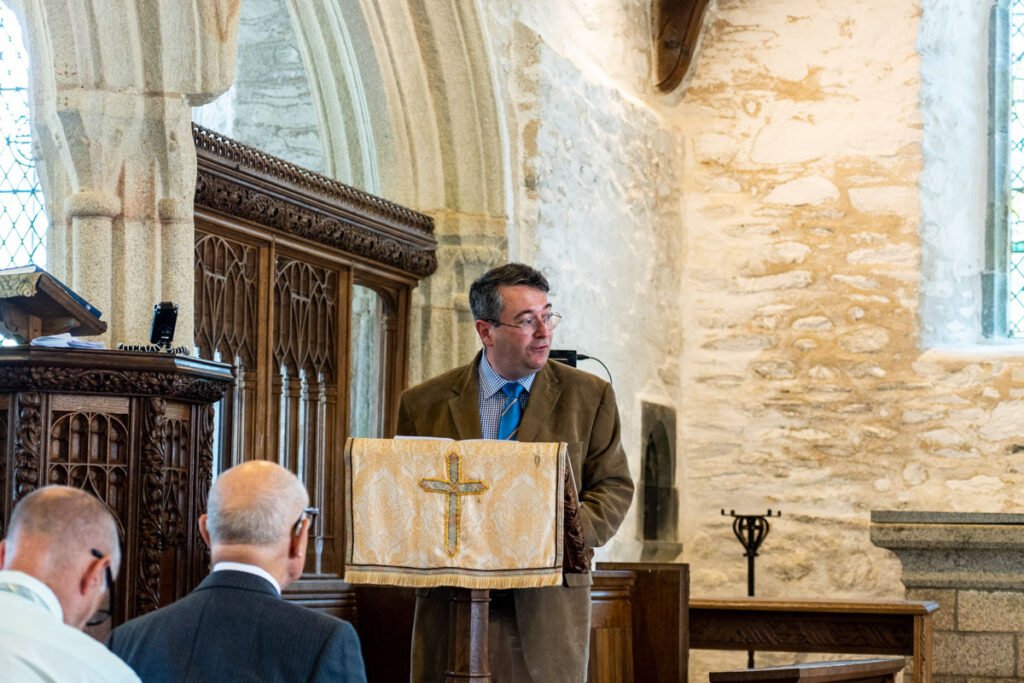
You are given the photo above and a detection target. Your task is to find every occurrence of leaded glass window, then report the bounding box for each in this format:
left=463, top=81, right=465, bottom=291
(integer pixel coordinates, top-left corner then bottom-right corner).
left=0, top=4, right=46, bottom=268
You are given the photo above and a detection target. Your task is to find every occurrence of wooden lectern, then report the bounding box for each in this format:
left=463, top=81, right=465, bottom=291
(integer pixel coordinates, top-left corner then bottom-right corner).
left=0, top=266, right=106, bottom=342
left=344, top=437, right=572, bottom=683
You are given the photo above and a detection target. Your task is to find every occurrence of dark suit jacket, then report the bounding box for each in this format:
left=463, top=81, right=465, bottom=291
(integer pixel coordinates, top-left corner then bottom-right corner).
left=397, top=352, right=634, bottom=683
left=108, top=570, right=366, bottom=683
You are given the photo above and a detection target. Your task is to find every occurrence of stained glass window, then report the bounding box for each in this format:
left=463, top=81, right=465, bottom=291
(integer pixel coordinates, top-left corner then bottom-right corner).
left=0, top=4, right=46, bottom=269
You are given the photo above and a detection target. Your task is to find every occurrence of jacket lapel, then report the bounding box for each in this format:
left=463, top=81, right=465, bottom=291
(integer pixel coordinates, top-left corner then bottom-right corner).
left=448, top=353, right=483, bottom=439
left=516, top=361, right=560, bottom=443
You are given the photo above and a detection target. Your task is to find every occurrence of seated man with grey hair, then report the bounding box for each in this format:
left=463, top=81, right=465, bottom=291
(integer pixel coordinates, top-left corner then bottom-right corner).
left=109, top=460, right=367, bottom=683
left=0, top=485, right=140, bottom=682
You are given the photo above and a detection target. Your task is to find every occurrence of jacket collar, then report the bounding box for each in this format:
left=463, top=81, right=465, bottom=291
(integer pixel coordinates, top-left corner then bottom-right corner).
left=448, top=351, right=562, bottom=442
left=194, top=569, right=280, bottom=598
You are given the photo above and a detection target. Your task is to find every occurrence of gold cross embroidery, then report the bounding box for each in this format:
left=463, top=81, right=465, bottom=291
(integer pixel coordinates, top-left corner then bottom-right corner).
left=419, top=451, right=488, bottom=556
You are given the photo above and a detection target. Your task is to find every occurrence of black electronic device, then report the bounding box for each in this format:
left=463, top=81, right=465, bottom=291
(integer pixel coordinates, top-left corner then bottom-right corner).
left=150, top=301, right=178, bottom=350
left=549, top=349, right=579, bottom=367
left=549, top=348, right=614, bottom=385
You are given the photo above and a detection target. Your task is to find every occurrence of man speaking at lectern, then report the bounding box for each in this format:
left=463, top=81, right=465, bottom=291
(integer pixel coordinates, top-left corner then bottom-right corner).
left=397, top=263, right=634, bottom=682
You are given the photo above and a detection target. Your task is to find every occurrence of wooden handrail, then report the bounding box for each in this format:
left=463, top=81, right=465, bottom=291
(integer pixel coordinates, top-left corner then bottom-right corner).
left=691, top=597, right=939, bottom=615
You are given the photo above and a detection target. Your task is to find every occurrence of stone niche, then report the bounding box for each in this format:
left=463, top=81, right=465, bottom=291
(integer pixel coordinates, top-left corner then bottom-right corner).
left=870, top=511, right=1024, bottom=682
left=640, top=401, right=681, bottom=561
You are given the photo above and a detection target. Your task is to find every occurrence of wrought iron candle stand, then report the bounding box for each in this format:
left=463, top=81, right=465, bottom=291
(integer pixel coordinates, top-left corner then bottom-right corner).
left=721, top=508, right=781, bottom=667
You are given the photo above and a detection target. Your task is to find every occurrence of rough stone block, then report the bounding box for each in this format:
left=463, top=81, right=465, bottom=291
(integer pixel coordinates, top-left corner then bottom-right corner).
left=906, top=587, right=955, bottom=630
left=934, top=632, right=1016, bottom=677
left=958, top=589, right=1024, bottom=630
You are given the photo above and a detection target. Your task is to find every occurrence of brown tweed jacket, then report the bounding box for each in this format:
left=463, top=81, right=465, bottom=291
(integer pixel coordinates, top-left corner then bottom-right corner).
left=397, top=352, right=634, bottom=683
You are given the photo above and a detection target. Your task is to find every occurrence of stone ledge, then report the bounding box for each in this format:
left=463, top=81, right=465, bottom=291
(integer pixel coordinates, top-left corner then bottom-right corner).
left=871, top=524, right=1024, bottom=549
left=872, top=510, right=1024, bottom=525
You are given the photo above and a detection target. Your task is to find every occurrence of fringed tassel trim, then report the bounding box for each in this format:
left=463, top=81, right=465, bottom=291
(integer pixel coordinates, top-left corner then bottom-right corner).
left=343, top=569, right=562, bottom=590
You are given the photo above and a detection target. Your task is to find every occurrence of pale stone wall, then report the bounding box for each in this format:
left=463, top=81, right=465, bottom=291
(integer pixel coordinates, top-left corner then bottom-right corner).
left=194, top=0, right=325, bottom=174
left=480, top=3, right=686, bottom=560
left=678, top=0, right=925, bottom=600
left=677, top=4, right=1024, bottom=678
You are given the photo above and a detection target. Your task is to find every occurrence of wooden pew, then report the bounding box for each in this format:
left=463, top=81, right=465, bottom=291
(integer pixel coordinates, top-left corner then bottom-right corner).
left=690, top=598, right=937, bottom=683
left=709, top=657, right=905, bottom=683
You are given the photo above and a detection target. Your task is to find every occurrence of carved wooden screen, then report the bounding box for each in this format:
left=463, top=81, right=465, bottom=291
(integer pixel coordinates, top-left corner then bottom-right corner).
left=192, top=126, right=436, bottom=601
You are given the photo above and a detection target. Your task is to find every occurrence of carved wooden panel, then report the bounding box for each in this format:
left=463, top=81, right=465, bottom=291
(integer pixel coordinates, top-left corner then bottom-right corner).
left=0, top=396, right=7, bottom=537
left=160, top=403, right=192, bottom=606
left=0, top=349, right=232, bottom=624
left=192, top=404, right=215, bottom=587
left=138, top=396, right=166, bottom=615
left=13, top=391, right=42, bottom=502
left=273, top=255, right=342, bottom=574
left=193, top=126, right=433, bottom=590
left=194, top=233, right=260, bottom=366
left=47, top=398, right=131, bottom=551
left=194, top=125, right=437, bottom=278
left=195, top=231, right=262, bottom=471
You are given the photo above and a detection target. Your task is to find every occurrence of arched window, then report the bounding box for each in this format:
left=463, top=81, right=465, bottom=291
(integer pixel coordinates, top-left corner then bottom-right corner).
left=0, top=4, right=46, bottom=269
left=1007, top=0, right=1024, bottom=335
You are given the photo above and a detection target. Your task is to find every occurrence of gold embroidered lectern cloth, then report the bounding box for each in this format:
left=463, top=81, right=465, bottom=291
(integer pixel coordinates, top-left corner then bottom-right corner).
left=344, top=437, right=566, bottom=589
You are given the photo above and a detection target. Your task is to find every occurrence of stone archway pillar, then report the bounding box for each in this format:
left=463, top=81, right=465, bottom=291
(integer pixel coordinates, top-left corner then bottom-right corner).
left=7, top=0, right=241, bottom=347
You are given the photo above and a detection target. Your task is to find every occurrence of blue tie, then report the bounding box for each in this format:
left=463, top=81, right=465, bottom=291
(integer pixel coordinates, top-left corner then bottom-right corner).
left=498, top=382, right=525, bottom=440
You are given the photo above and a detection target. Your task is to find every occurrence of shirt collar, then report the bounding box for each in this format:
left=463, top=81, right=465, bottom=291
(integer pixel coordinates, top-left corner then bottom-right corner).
left=479, top=350, right=536, bottom=399
left=0, top=569, right=63, bottom=621
left=212, top=561, right=282, bottom=595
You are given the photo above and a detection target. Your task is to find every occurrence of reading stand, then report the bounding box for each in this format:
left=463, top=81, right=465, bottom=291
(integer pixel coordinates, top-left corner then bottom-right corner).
left=0, top=268, right=106, bottom=342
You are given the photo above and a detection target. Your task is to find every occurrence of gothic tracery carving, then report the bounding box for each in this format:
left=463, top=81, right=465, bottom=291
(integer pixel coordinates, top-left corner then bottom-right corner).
left=274, top=258, right=338, bottom=379
left=194, top=232, right=259, bottom=366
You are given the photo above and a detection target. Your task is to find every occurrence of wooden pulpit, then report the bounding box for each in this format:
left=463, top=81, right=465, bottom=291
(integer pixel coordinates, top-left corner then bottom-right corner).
left=0, top=347, right=233, bottom=627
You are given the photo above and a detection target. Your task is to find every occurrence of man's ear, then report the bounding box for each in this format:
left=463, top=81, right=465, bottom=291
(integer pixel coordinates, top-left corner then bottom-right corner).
left=289, top=518, right=310, bottom=559
left=0, top=539, right=7, bottom=568
left=79, top=554, right=108, bottom=597
left=475, top=319, right=494, bottom=348
left=198, top=514, right=211, bottom=548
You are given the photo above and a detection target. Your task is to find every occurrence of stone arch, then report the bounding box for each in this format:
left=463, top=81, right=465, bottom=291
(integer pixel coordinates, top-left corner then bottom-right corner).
left=287, top=0, right=506, bottom=216
left=283, top=1, right=510, bottom=381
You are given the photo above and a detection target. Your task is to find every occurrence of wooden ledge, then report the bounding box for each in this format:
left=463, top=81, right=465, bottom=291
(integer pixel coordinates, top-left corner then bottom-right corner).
left=710, top=657, right=905, bottom=682
left=691, top=597, right=939, bottom=616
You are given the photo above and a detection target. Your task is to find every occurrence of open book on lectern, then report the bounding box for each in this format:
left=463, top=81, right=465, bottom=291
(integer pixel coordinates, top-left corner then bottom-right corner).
left=343, top=436, right=573, bottom=590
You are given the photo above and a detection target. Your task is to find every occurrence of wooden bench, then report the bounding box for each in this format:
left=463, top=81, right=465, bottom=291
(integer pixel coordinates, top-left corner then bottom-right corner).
left=709, top=657, right=905, bottom=683
left=690, top=598, right=937, bottom=683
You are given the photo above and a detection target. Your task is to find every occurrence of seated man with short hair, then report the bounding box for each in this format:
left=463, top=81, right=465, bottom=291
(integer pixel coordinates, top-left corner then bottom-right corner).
left=108, top=460, right=366, bottom=683
left=0, top=485, right=140, bottom=682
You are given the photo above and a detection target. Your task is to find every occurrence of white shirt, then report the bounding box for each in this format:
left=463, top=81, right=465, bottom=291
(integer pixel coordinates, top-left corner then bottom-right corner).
left=212, top=561, right=282, bottom=595
left=0, top=570, right=140, bottom=683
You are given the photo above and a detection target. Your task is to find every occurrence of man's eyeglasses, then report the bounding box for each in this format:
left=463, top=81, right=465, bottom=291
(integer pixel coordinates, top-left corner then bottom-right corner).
left=293, top=506, right=319, bottom=537
left=487, top=312, right=561, bottom=333
left=86, top=548, right=114, bottom=627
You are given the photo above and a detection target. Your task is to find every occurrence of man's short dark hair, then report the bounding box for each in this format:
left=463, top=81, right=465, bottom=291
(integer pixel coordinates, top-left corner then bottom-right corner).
left=469, top=263, right=550, bottom=321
